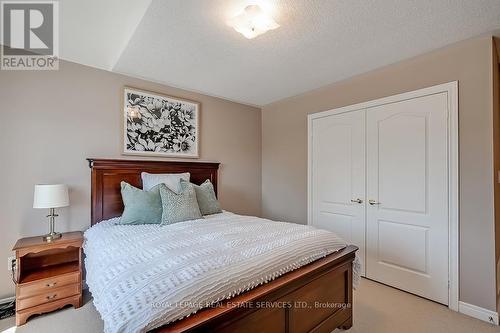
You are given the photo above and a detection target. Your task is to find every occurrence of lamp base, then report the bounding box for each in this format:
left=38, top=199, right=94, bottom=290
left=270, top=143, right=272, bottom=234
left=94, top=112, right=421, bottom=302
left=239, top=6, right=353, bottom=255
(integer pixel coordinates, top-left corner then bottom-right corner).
left=43, top=232, right=62, bottom=242
left=43, top=208, right=62, bottom=242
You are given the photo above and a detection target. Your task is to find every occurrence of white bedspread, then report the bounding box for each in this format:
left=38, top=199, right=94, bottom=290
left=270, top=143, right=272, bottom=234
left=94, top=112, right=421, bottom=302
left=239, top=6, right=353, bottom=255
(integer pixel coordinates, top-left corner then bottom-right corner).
left=84, top=212, right=360, bottom=333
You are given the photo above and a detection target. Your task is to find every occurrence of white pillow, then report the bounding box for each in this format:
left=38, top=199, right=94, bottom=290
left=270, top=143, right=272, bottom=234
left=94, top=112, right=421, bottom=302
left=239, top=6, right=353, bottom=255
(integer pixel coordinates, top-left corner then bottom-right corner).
left=141, top=172, right=190, bottom=193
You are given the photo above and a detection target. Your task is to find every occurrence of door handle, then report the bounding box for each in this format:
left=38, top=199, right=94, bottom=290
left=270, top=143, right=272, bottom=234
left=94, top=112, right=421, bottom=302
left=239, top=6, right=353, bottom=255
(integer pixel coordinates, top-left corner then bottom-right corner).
left=350, top=198, right=363, bottom=204
left=368, top=200, right=381, bottom=205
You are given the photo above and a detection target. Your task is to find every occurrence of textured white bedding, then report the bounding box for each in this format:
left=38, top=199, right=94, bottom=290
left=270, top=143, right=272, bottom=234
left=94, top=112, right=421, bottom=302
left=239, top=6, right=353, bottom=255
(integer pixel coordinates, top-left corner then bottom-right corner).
left=84, top=211, right=360, bottom=333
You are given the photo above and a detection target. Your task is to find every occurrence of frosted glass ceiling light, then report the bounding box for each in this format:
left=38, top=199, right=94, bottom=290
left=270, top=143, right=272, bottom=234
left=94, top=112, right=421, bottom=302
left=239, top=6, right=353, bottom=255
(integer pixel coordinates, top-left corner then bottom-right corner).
left=228, top=5, right=279, bottom=39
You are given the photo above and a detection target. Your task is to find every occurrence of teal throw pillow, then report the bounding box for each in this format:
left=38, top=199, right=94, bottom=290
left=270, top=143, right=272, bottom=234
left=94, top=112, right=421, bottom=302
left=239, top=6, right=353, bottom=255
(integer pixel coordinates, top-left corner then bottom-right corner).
left=181, top=179, right=222, bottom=216
left=119, top=182, right=163, bottom=225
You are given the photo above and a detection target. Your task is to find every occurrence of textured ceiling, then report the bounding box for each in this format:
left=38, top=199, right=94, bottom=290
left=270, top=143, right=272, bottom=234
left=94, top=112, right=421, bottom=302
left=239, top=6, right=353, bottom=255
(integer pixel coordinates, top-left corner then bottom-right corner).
left=63, top=0, right=500, bottom=106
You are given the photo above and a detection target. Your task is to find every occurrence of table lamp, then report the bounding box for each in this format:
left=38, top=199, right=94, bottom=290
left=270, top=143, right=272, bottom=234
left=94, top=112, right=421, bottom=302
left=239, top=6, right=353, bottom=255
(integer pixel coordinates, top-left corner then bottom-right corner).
left=33, top=184, right=69, bottom=242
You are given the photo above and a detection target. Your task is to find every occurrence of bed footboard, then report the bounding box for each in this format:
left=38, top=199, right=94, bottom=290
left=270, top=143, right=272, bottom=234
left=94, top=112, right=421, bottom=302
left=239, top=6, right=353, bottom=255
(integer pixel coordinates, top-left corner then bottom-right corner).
left=155, top=245, right=357, bottom=333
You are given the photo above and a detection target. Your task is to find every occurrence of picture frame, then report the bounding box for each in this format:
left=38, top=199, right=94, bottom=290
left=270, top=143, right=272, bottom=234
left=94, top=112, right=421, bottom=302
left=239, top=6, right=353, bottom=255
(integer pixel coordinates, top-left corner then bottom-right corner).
left=122, top=87, right=200, bottom=158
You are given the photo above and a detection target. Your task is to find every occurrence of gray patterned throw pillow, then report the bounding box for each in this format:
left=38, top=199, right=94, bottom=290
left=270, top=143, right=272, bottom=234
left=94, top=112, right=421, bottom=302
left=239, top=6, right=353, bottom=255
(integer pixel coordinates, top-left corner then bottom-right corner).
left=159, top=182, right=202, bottom=225
left=181, top=179, right=222, bottom=215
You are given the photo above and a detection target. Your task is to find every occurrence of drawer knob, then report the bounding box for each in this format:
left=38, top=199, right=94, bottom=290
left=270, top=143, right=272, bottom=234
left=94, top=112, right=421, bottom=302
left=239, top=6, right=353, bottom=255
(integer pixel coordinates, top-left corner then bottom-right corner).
left=46, top=294, right=57, bottom=300
left=46, top=282, right=57, bottom=287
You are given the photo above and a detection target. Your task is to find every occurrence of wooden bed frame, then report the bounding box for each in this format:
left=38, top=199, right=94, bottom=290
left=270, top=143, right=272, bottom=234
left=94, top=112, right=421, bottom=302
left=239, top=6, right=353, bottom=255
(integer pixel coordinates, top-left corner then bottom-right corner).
left=88, top=158, right=358, bottom=333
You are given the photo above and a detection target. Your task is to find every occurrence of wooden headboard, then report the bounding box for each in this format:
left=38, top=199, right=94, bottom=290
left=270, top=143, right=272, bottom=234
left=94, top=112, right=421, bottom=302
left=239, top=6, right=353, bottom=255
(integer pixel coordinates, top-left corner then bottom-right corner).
left=87, top=158, right=220, bottom=225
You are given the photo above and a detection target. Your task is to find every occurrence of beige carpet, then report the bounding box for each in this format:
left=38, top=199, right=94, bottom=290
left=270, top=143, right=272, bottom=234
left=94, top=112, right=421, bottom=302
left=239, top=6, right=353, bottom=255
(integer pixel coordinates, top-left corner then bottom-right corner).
left=1, top=278, right=499, bottom=333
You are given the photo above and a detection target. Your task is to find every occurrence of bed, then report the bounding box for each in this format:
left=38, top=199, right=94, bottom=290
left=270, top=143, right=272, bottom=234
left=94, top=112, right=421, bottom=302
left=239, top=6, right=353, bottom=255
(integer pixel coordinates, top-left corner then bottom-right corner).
left=86, top=158, right=359, bottom=333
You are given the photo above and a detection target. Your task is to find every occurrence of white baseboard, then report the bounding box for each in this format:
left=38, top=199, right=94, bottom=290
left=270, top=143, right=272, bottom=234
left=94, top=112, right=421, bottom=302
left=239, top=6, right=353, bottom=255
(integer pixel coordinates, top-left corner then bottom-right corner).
left=459, top=301, right=499, bottom=325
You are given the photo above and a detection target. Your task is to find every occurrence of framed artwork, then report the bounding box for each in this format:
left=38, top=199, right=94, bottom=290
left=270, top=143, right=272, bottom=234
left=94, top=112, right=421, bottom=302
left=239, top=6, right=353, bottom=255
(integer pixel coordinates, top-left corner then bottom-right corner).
left=123, top=87, right=199, bottom=158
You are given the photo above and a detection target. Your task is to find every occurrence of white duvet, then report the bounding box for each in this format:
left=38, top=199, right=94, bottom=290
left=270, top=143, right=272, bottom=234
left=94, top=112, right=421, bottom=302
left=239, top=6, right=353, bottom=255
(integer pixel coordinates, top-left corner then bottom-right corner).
left=84, top=212, right=360, bottom=333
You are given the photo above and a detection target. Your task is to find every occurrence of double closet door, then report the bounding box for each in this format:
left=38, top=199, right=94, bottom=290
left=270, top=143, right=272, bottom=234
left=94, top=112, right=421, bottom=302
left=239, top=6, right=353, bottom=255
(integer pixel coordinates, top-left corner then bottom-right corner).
left=310, top=92, right=449, bottom=305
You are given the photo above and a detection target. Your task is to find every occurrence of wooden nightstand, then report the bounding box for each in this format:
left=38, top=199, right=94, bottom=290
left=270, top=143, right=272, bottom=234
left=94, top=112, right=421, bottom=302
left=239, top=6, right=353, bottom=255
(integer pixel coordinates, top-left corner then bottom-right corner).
left=12, top=231, right=83, bottom=326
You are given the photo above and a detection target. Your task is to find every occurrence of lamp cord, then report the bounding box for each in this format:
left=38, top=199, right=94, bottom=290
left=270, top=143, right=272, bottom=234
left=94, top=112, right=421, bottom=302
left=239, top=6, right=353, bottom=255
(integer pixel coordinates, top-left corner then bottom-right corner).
left=11, top=259, right=17, bottom=285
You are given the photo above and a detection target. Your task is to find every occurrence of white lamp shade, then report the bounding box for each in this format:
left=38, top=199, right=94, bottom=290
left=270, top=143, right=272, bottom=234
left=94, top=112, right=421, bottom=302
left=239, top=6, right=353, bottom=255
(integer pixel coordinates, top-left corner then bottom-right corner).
left=33, top=184, right=69, bottom=209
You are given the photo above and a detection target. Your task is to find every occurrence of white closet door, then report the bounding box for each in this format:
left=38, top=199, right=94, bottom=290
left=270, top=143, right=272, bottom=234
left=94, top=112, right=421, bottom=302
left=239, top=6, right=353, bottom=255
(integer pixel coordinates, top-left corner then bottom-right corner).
left=365, top=93, right=449, bottom=304
left=311, top=110, right=366, bottom=275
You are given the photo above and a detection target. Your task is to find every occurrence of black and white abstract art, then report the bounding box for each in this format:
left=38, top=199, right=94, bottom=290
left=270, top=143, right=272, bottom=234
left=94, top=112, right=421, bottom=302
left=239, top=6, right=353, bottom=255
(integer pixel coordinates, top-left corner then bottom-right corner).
left=123, top=88, right=199, bottom=158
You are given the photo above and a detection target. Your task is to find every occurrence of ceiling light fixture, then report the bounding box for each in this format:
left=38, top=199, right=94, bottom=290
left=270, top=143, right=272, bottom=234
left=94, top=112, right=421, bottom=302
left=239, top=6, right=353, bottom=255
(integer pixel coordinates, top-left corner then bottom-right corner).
left=228, top=4, right=279, bottom=39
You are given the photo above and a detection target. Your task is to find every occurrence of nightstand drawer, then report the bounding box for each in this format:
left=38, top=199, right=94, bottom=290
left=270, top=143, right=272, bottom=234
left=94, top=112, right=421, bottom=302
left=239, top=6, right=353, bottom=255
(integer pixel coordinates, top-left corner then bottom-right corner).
left=18, top=272, right=80, bottom=299
left=17, top=284, right=80, bottom=310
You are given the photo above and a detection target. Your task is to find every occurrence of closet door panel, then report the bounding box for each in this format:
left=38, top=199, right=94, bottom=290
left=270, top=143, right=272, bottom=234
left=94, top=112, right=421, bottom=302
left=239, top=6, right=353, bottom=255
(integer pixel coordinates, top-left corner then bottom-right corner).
left=311, top=110, right=366, bottom=275
left=365, top=92, right=449, bottom=304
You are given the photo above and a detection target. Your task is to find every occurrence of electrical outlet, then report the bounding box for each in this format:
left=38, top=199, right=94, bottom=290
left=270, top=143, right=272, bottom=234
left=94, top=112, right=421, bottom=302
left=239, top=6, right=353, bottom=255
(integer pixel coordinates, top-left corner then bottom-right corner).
left=7, top=256, right=15, bottom=271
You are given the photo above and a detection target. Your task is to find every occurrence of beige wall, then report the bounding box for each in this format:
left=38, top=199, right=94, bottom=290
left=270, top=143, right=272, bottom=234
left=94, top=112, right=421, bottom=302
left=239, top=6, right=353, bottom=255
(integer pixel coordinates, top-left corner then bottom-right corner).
left=0, top=60, right=261, bottom=299
left=262, top=36, right=497, bottom=311
left=494, top=37, right=500, bottom=301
